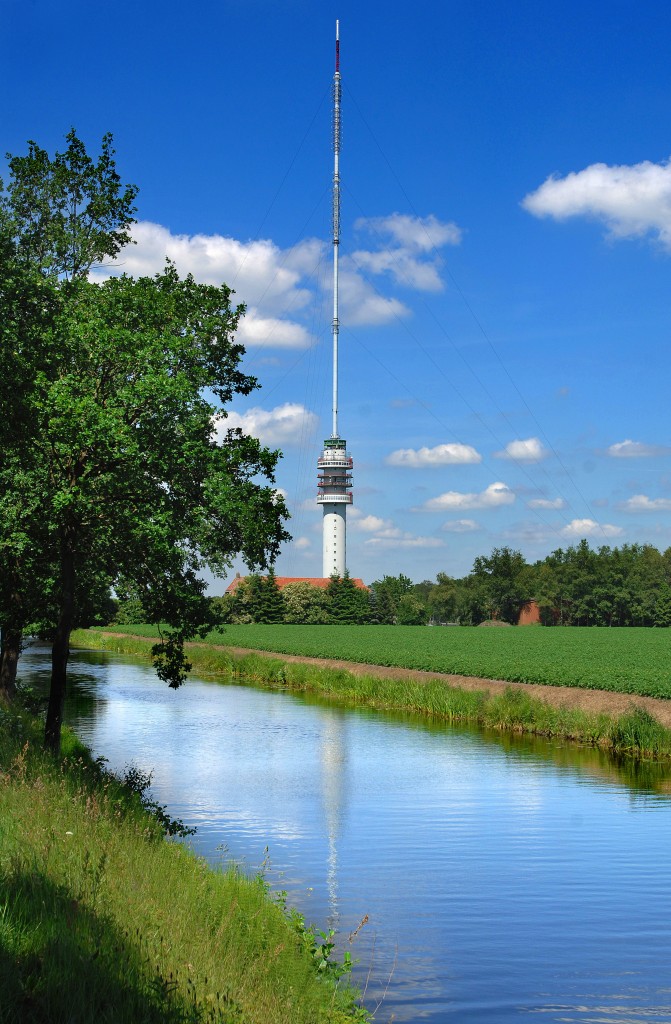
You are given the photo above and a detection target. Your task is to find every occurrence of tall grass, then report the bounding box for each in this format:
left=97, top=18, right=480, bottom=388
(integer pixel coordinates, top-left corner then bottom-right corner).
left=72, top=630, right=671, bottom=760
left=0, top=702, right=368, bottom=1024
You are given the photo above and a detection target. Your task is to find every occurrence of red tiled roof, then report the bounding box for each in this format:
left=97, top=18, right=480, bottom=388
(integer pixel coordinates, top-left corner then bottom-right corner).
left=225, top=574, right=368, bottom=593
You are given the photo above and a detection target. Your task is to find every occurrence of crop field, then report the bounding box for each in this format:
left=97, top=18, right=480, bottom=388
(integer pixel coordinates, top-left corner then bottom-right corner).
left=100, top=624, right=671, bottom=700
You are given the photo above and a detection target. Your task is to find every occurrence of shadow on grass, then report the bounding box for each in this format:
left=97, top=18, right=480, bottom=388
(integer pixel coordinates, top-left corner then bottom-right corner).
left=0, top=866, right=244, bottom=1024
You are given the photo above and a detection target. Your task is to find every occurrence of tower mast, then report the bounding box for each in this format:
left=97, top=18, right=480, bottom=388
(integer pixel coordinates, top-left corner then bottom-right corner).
left=332, top=19, right=341, bottom=438
left=317, top=20, right=353, bottom=578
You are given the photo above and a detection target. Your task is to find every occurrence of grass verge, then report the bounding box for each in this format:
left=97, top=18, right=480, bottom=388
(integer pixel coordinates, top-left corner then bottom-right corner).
left=0, top=700, right=368, bottom=1024
left=73, top=630, right=671, bottom=761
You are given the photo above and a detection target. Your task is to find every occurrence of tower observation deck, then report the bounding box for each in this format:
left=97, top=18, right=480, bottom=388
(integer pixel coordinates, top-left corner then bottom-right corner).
left=316, top=21, right=352, bottom=578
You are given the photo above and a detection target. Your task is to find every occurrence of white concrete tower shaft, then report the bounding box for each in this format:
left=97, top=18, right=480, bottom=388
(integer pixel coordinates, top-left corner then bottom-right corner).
left=317, top=20, right=353, bottom=578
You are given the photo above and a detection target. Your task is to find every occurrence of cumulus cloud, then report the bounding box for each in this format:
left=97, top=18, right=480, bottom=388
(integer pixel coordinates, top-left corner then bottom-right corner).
left=213, top=403, right=318, bottom=447
left=236, top=314, right=311, bottom=349
left=522, top=158, right=671, bottom=249
left=356, top=213, right=462, bottom=252
left=607, top=439, right=669, bottom=458
left=423, top=482, right=515, bottom=512
left=619, top=494, right=671, bottom=512
left=347, top=212, right=462, bottom=297
left=350, top=509, right=443, bottom=548
left=527, top=497, right=566, bottom=510
left=365, top=535, right=444, bottom=549
left=561, top=518, right=623, bottom=538
left=92, top=221, right=321, bottom=349
left=495, top=438, right=547, bottom=463
left=352, top=514, right=397, bottom=534
left=294, top=537, right=312, bottom=550
left=386, top=443, right=482, bottom=467
left=441, top=519, right=479, bottom=533
left=338, top=264, right=409, bottom=324
left=92, top=215, right=461, bottom=337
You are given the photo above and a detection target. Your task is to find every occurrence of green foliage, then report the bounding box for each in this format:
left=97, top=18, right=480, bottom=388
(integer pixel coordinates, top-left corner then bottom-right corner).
left=0, top=128, right=138, bottom=280
left=369, top=574, right=414, bottom=624
left=326, top=573, right=370, bottom=624
left=114, top=597, right=147, bottom=625
left=0, top=131, right=289, bottom=748
left=282, top=582, right=331, bottom=625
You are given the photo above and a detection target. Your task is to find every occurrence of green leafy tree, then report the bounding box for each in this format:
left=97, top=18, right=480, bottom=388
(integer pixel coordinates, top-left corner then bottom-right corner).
left=370, top=574, right=413, bottom=624
left=426, top=572, right=459, bottom=624
left=396, top=594, right=428, bottom=625
left=470, top=547, right=529, bottom=624
left=282, top=582, right=330, bottom=624
left=0, top=133, right=289, bottom=750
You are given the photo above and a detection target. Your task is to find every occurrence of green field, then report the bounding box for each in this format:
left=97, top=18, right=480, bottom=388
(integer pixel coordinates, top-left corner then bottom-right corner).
left=98, top=624, right=671, bottom=700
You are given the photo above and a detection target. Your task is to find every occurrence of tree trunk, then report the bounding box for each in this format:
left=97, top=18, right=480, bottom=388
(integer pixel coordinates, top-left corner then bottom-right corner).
left=44, top=540, right=76, bottom=754
left=0, top=628, right=21, bottom=701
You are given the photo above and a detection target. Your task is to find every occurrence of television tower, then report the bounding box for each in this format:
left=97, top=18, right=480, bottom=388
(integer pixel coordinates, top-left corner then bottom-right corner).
left=317, top=20, right=353, bottom=578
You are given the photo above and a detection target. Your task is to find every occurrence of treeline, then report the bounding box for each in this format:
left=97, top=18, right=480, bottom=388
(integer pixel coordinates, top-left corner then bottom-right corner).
left=172, top=541, right=671, bottom=628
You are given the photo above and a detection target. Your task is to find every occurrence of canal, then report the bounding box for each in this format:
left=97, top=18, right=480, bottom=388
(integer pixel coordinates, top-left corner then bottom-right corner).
left=23, top=642, right=671, bottom=1023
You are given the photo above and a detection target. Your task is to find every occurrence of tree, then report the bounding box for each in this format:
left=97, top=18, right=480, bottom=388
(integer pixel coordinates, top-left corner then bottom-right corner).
left=326, top=573, right=370, bottom=624
left=0, top=133, right=290, bottom=750
left=256, top=568, right=286, bottom=624
left=370, top=574, right=413, bottom=624
left=282, top=582, right=330, bottom=624
left=470, top=547, right=529, bottom=624
left=396, top=594, right=428, bottom=625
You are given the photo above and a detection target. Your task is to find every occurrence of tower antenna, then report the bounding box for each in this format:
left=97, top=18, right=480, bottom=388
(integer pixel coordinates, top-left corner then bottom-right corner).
left=332, top=18, right=341, bottom=438
left=317, top=20, right=353, bottom=578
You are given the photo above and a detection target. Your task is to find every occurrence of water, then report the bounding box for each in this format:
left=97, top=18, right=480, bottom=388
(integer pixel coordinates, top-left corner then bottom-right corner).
left=22, top=643, right=671, bottom=1023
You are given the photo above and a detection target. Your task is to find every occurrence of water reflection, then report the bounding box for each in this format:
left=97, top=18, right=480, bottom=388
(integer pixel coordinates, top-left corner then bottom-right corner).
left=19, top=642, right=671, bottom=1024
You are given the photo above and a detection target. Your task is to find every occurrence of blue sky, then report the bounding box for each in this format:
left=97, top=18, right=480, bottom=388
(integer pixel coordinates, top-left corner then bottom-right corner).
left=5, top=0, right=671, bottom=588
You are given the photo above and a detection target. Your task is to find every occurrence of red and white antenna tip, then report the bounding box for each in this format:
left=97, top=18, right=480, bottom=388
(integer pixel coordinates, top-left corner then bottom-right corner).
left=335, top=20, right=340, bottom=72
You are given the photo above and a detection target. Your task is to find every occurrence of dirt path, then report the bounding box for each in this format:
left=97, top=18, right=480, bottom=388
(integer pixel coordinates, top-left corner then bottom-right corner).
left=216, top=645, right=671, bottom=726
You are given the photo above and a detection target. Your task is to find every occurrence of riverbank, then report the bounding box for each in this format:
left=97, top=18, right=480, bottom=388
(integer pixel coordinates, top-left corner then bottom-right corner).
left=0, top=702, right=367, bottom=1024
left=74, top=629, right=671, bottom=759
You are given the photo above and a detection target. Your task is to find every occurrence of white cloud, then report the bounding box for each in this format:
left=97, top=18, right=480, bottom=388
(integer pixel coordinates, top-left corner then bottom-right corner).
left=441, top=519, right=479, bottom=533
left=365, top=535, right=444, bottom=549
left=522, top=158, right=671, bottom=249
left=352, top=514, right=397, bottom=534
left=213, top=403, right=318, bottom=447
left=294, top=537, right=312, bottom=550
left=607, top=439, right=669, bottom=458
left=338, top=263, right=410, bottom=324
left=561, top=518, right=623, bottom=538
left=386, top=443, right=482, bottom=467
left=97, top=221, right=315, bottom=308
left=495, top=438, right=547, bottom=463
left=351, top=248, right=443, bottom=292
left=236, top=314, right=311, bottom=349
left=527, top=497, right=566, bottom=510
left=350, top=509, right=443, bottom=548
left=423, top=482, right=515, bottom=511
left=619, top=494, right=671, bottom=512
left=355, top=213, right=462, bottom=252
left=93, top=221, right=320, bottom=349
left=346, top=212, right=463, bottom=298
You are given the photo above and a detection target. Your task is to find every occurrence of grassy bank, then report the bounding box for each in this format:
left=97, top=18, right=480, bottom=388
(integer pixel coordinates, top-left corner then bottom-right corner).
left=0, top=702, right=368, bottom=1024
left=101, top=623, right=671, bottom=700
left=74, top=630, right=671, bottom=760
